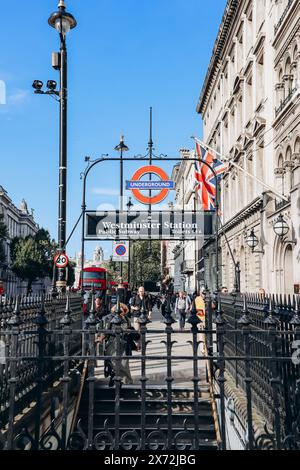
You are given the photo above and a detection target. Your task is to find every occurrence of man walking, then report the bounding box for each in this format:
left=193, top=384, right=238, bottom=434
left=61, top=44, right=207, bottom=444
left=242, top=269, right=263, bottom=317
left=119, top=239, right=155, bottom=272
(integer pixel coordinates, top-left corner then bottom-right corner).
left=175, top=291, right=191, bottom=331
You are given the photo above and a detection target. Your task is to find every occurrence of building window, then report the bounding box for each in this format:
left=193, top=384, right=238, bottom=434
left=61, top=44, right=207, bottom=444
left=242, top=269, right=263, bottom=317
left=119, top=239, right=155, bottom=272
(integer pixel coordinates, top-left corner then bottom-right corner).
left=245, top=73, right=253, bottom=121
left=256, top=50, right=264, bottom=106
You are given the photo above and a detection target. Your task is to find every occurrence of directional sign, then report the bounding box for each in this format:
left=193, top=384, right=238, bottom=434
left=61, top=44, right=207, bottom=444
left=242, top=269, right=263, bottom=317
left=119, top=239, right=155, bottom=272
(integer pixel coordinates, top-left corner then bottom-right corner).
left=54, top=253, right=69, bottom=269
left=85, top=211, right=215, bottom=241
left=113, top=242, right=129, bottom=262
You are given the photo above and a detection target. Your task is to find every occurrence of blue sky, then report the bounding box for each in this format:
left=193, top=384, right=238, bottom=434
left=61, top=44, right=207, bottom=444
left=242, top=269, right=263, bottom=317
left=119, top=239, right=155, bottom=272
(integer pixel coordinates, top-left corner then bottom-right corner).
left=0, top=0, right=226, bottom=260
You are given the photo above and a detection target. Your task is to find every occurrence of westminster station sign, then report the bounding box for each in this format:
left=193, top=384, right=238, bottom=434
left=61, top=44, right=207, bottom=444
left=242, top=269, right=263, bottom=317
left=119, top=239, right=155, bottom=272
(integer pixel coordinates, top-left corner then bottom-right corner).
left=85, top=211, right=215, bottom=241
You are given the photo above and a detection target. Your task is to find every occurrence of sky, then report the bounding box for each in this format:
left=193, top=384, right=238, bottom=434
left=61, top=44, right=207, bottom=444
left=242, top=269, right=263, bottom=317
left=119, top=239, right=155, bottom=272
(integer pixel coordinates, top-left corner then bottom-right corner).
left=0, top=0, right=227, bottom=261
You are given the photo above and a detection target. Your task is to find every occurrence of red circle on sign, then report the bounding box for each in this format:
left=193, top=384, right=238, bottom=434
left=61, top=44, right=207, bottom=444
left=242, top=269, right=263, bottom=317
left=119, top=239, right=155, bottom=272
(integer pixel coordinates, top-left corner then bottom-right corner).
left=116, top=245, right=126, bottom=256
left=54, top=253, right=69, bottom=268
left=131, top=165, right=170, bottom=205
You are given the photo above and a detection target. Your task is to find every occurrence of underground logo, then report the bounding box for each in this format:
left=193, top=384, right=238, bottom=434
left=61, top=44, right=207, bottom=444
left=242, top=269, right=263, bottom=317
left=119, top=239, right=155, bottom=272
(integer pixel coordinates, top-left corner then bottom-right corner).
left=126, top=165, right=174, bottom=205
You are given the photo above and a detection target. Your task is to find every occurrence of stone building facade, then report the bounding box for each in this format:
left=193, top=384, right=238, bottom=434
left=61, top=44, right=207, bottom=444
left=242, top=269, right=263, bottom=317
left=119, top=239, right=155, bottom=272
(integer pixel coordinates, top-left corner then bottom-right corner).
left=0, top=185, right=40, bottom=294
left=197, top=0, right=300, bottom=294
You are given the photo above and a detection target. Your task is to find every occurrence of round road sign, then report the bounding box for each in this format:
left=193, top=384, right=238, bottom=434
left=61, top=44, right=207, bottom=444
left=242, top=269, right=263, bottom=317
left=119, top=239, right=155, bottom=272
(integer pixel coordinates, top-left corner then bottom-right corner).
left=115, top=244, right=127, bottom=257
left=54, top=253, right=69, bottom=268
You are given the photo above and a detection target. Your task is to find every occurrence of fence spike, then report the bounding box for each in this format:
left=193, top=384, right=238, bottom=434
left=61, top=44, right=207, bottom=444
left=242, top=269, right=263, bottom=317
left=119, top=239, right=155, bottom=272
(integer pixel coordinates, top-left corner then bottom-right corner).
left=264, top=296, right=279, bottom=326
left=238, top=294, right=252, bottom=326
left=60, top=288, right=73, bottom=326
left=290, top=295, right=300, bottom=326
left=7, top=295, right=22, bottom=327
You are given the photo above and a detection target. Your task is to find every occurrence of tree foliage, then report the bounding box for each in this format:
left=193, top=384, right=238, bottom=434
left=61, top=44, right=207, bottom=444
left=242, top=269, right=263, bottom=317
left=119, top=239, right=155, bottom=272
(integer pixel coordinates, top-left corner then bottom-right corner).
left=130, top=240, right=161, bottom=288
left=10, top=229, right=57, bottom=292
left=0, top=214, right=8, bottom=264
left=67, top=261, right=76, bottom=287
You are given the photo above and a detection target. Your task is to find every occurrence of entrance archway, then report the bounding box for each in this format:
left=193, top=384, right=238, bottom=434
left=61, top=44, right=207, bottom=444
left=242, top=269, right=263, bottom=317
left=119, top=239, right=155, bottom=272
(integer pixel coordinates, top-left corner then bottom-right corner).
left=283, top=244, right=294, bottom=294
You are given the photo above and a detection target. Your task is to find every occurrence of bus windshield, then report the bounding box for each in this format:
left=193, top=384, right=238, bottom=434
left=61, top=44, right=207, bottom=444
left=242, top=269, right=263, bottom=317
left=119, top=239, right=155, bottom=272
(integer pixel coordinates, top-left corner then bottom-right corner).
left=83, top=271, right=106, bottom=280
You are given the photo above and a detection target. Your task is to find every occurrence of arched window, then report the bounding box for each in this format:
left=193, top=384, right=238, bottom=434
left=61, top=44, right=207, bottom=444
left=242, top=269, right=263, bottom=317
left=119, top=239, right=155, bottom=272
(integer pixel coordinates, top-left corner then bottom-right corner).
left=294, top=137, right=300, bottom=154
left=284, top=56, right=291, bottom=75
left=275, top=154, right=284, bottom=195
left=285, top=146, right=294, bottom=190
left=283, top=245, right=294, bottom=295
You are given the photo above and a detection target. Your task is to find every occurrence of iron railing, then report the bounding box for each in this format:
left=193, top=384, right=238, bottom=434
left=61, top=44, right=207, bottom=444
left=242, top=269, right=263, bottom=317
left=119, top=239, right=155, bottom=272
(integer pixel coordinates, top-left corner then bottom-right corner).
left=0, top=291, right=300, bottom=451
left=274, top=0, right=293, bottom=35
left=275, top=87, right=297, bottom=116
left=220, top=292, right=300, bottom=449
left=0, top=293, right=83, bottom=437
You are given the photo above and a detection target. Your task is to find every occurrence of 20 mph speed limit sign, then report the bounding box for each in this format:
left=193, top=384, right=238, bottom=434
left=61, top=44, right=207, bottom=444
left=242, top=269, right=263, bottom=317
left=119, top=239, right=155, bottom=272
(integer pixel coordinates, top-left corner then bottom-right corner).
left=54, top=253, right=69, bottom=268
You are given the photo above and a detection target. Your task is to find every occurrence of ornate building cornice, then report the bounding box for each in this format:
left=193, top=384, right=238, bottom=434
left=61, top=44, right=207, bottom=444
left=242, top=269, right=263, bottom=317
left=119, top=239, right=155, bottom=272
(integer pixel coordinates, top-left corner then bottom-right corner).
left=220, top=196, right=263, bottom=234
left=196, top=0, right=240, bottom=115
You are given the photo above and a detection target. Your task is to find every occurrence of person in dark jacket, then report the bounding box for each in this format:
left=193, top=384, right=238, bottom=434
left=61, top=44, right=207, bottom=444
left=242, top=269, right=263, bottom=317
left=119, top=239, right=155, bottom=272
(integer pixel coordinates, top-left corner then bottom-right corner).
left=131, top=286, right=153, bottom=349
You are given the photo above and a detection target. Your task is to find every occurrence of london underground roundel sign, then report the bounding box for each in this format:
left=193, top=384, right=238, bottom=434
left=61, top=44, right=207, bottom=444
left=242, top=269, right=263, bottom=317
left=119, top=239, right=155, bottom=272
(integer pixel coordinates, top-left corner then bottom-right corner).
left=126, top=165, right=174, bottom=205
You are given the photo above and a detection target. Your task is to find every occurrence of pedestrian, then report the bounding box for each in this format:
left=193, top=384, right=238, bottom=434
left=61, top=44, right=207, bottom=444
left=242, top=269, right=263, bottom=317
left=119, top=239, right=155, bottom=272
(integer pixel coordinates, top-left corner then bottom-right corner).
left=175, top=291, right=191, bottom=331
left=194, top=291, right=206, bottom=324
left=116, top=277, right=126, bottom=304
left=221, top=286, right=229, bottom=294
left=95, top=294, right=106, bottom=321
left=97, top=303, right=134, bottom=386
left=131, top=287, right=153, bottom=348
left=258, top=288, right=266, bottom=300
left=82, top=290, right=91, bottom=315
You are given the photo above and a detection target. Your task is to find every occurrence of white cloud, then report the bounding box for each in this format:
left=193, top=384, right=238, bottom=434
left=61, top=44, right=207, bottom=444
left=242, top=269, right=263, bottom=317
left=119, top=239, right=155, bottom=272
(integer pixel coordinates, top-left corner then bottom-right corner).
left=92, top=187, right=119, bottom=196
left=8, top=89, right=29, bottom=105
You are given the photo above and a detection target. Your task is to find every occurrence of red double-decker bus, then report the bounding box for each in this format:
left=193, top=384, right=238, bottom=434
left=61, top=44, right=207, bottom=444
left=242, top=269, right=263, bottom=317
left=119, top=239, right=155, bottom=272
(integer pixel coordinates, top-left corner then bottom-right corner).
left=78, top=267, right=110, bottom=294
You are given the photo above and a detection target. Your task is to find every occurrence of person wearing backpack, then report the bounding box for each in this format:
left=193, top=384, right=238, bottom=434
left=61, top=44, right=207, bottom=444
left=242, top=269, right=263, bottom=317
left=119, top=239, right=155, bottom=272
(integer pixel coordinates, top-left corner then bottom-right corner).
left=175, top=291, right=191, bottom=331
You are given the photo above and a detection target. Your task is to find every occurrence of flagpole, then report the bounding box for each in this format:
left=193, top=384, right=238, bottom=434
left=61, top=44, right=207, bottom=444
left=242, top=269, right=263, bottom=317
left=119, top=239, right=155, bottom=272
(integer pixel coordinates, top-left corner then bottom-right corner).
left=193, top=137, right=289, bottom=202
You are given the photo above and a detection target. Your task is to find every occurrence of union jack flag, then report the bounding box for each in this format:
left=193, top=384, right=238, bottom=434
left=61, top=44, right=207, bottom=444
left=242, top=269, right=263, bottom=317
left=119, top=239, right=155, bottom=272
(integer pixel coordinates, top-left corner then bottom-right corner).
left=194, top=141, right=228, bottom=211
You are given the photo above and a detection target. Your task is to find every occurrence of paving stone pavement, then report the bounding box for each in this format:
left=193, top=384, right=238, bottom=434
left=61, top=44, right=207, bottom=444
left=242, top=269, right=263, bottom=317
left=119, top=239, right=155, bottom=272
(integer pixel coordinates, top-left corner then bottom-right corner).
left=95, top=306, right=209, bottom=390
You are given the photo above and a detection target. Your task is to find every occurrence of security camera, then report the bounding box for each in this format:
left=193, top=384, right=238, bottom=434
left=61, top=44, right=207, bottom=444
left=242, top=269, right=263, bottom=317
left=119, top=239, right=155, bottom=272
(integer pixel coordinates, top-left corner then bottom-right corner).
left=47, top=80, right=57, bottom=91
left=32, top=80, right=44, bottom=92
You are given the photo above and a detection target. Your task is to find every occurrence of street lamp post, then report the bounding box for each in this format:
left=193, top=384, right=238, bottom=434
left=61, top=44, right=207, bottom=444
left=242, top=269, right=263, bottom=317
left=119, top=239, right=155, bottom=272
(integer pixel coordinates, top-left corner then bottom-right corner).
left=33, top=1, right=77, bottom=292
left=48, top=1, right=77, bottom=289
left=126, top=197, right=133, bottom=286
left=115, top=135, right=129, bottom=278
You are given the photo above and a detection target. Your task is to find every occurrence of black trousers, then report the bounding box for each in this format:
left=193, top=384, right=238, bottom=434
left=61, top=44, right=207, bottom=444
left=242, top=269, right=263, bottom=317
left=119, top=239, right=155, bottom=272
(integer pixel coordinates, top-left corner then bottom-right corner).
left=178, top=309, right=186, bottom=329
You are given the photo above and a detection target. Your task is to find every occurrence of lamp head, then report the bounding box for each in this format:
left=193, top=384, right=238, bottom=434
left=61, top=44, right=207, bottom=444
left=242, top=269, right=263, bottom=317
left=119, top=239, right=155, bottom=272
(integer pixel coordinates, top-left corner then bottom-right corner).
left=48, top=1, right=77, bottom=36
left=115, top=134, right=129, bottom=152
left=273, top=214, right=289, bottom=238
left=246, top=228, right=259, bottom=250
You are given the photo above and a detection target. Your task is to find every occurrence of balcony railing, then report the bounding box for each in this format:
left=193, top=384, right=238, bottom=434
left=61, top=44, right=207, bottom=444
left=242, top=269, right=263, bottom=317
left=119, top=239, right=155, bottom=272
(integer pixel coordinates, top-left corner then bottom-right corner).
left=274, top=0, right=293, bottom=35
left=180, top=260, right=194, bottom=274
left=275, top=87, right=297, bottom=116
left=275, top=195, right=291, bottom=211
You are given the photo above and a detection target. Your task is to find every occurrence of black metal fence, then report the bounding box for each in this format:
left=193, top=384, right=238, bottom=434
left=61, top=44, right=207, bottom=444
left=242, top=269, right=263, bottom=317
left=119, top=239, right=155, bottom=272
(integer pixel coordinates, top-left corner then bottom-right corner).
left=0, top=291, right=300, bottom=451
left=219, top=292, right=300, bottom=449
left=0, top=293, right=83, bottom=449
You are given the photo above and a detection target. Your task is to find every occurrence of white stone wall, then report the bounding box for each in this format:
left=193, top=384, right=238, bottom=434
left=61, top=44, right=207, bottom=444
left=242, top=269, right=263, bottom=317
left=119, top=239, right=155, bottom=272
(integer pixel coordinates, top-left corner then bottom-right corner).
left=198, top=0, right=300, bottom=294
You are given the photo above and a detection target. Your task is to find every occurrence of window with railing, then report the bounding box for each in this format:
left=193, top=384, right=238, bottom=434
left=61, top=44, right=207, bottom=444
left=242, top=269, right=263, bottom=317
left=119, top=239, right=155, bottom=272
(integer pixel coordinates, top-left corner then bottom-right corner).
left=275, top=86, right=297, bottom=116
left=274, top=0, right=293, bottom=35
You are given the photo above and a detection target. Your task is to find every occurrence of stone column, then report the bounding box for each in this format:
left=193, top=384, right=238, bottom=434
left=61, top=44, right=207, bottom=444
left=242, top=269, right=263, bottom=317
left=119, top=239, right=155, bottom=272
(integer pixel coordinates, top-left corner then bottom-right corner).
left=282, top=74, right=291, bottom=98
left=275, top=83, right=285, bottom=107
left=274, top=167, right=285, bottom=197
left=291, top=61, right=298, bottom=89
left=292, top=153, right=300, bottom=185
left=283, top=160, right=295, bottom=192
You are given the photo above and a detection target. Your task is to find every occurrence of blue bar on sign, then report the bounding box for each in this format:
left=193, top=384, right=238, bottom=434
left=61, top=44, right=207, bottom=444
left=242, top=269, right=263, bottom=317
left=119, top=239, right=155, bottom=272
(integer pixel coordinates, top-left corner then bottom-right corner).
left=126, top=180, right=175, bottom=190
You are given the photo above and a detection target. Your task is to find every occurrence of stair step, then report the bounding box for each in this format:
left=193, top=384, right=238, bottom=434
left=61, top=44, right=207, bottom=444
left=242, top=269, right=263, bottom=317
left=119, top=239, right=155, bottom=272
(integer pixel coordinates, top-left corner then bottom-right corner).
left=80, top=422, right=216, bottom=434
left=79, top=413, right=214, bottom=424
